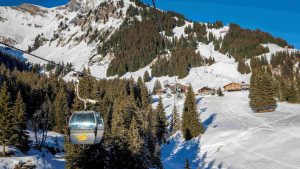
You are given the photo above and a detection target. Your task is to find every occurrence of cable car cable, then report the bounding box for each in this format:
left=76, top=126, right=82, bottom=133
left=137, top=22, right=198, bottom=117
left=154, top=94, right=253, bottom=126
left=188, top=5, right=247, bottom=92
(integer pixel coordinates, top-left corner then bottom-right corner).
left=0, top=42, right=105, bottom=145
left=151, top=0, right=180, bottom=111
left=0, top=42, right=103, bottom=80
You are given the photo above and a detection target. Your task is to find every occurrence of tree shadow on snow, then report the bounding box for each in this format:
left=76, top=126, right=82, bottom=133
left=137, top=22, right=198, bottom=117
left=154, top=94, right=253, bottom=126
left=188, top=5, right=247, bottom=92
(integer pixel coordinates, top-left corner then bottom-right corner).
left=198, top=152, right=224, bottom=169
left=203, top=113, right=217, bottom=130
left=151, top=97, right=159, bottom=104
left=196, top=97, right=203, bottom=105
left=162, top=133, right=223, bottom=169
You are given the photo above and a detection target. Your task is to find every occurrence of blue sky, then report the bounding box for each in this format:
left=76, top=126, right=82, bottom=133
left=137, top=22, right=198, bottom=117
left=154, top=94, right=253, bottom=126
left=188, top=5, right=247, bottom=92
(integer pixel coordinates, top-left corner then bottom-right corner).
left=142, top=0, right=300, bottom=49
left=1, top=0, right=299, bottom=48
left=0, top=0, right=68, bottom=8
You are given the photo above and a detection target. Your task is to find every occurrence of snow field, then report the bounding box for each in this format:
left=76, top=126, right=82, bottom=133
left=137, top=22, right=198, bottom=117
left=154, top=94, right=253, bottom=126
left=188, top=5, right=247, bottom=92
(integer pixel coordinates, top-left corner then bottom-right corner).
left=160, top=91, right=300, bottom=169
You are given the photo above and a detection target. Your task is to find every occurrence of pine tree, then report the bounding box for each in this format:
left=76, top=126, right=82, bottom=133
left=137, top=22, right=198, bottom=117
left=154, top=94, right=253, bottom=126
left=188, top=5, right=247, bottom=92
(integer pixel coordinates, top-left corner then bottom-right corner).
left=71, top=96, right=84, bottom=112
left=13, top=92, right=30, bottom=153
left=0, top=82, right=17, bottom=156
left=53, top=87, right=70, bottom=134
left=153, top=80, right=162, bottom=94
left=153, top=144, right=163, bottom=169
left=128, top=117, right=144, bottom=155
left=143, top=71, right=151, bottom=82
left=184, top=159, right=191, bottom=169
left=138, top=81, right=150, bottom=109
left=181, top=86, right=204, bottom=140
left=238, top=60, right=246, bottom=74
left=249, top=72, right=277, bottom=112
left=111, top=97, right=129, bottom=141
left=170, top=106, right=180, bottom=134
left=217, top=88, right=224, bottom=96
left=155, top=97, right=167, bottom=144
left=65, top=143, right=88, bottom=169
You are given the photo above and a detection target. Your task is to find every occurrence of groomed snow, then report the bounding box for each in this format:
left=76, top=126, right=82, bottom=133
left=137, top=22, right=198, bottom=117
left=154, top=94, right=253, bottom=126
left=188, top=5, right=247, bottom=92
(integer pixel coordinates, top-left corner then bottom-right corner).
left=160, top=91, right=300, bottom=169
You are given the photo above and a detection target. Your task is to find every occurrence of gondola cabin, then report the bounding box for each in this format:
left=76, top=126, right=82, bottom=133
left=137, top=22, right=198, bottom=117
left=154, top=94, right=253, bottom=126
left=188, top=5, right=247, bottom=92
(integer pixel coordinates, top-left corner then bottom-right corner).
left=68, top=111, right=104, bottom=144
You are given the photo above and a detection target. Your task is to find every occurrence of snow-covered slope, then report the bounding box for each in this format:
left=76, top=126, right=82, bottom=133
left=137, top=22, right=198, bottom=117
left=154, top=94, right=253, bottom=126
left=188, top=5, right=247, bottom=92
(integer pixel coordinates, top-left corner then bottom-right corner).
left=160, top=92, right=300, bottom=169
left=0, top=0, right=134, bottom=76
left=0, top=131, right=64, bottom=169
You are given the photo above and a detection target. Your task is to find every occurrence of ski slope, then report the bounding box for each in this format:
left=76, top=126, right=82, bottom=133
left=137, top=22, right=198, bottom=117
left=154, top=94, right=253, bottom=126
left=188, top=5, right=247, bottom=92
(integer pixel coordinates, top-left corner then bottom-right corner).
left=160, top=91, right=300, bottom=169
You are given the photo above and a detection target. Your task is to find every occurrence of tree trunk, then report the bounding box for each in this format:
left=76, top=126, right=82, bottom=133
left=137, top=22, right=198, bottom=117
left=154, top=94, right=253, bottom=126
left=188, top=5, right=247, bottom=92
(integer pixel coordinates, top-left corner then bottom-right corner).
left=3, top=145, right=5, bottom=157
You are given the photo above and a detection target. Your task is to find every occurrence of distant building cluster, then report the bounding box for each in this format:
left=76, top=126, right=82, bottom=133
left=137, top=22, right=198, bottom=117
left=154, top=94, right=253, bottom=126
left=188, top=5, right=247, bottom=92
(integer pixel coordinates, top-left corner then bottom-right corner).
left=153, top=80, right=250, bottom=98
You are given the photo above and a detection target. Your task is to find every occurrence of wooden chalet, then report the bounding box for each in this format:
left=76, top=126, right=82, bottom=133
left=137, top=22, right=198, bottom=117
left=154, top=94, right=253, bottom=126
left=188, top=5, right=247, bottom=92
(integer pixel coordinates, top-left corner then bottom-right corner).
left=223, top=82, right=241, bottom=91
left=198, top=87, right=215, bottom=95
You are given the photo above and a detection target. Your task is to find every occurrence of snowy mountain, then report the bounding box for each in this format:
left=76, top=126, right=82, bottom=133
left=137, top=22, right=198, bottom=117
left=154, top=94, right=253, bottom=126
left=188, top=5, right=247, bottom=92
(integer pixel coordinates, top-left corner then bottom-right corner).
left=1, top=0, right=300, bottom=169
left=0, top=0, right=133, bottom=78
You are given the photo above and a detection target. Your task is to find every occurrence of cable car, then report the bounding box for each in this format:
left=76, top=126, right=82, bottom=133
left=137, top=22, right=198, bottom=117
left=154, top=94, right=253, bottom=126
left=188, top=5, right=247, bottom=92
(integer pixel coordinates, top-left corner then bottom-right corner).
left=68, top=111, right=104, bottom=144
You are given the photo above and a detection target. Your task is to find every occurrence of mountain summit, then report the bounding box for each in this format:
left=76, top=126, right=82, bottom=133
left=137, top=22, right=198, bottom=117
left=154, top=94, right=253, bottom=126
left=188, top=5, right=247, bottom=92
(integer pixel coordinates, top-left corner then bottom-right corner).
left=68, top=0, right=104, bottom=12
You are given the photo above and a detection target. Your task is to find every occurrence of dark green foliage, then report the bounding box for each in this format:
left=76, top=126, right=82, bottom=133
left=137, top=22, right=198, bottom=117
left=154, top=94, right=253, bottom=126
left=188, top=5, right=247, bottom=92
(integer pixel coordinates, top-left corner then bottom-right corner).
left=271, top=51, right=300, bottom=68
left=260, top=55, right=268, bottom=66
left=13, top=92, right=30, bottom=153
left=265, top=51, right=300, bottom=103
left=0, top=51, right=30, bottom=71
left=181, top=86, right=204, bottom=140
left=214, top=37, right=222, bottom=51
left=102, top=18, right=165, bottom=76
left=208, top=32, right=217, bottom=44
left=152, top=80, right=162, bottom=94
left=0, top=82, right=17, bottom=156
left=0, top=53, right=76, bottom=153
left=250, top=57, right=263, bottom=72
left=170, top=106, right=180, bottom=134
left=217, top=88, right=224, bottom=96
left=53, top=87, right=70, bottom=134
left=100, top=5, right=187, bottom=77
left=143, top=71, right=151, bottom=82
left=65, top=77, right=162, bottom=168
left=28, top=34, right=47, bottom=52
left=193, top=22, right=207, bottom=42
left=281, top=57, right=294, bottom=80
left=126, top=4, right=139, bottom=17
left=52, top=62, right=74, bottom=77
left=249, top=72, right=277, bottom=112
left=128, top=117, right=144, bottom=155
left=155, top=97, right=167, bottom=144
left=207, top=20, right=224, bottom=29
left=184, top=25, right=193, bottom=34
left=151, top=44, right=205, bottom=78
left=220, top=24, right=290, bottom=60
left=238, top=60, right=246, bottom=74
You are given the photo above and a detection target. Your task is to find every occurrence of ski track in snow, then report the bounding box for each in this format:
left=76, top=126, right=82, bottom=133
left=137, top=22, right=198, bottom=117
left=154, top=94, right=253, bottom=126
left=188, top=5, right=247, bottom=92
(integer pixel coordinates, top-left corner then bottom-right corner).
left=161, top=92, right=300, bottom=169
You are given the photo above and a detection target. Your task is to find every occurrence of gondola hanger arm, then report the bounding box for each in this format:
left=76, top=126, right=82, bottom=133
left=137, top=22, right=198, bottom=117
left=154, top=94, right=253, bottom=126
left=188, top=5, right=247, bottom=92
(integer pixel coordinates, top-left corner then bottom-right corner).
left=74, top=80, right=98, bottom=110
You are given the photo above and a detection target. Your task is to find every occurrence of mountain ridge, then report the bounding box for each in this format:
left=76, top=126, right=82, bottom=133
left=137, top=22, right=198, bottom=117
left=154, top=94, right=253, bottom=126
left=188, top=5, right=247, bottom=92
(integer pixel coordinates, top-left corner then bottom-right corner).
left=0, top=0, right=297, bottom=82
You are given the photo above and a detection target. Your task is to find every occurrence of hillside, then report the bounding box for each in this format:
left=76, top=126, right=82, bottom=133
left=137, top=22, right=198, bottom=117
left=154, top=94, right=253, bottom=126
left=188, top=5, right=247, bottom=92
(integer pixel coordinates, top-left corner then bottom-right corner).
left=0, top=0, right=296, bottom=80
left=0, top=0, right=300, bottom=169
